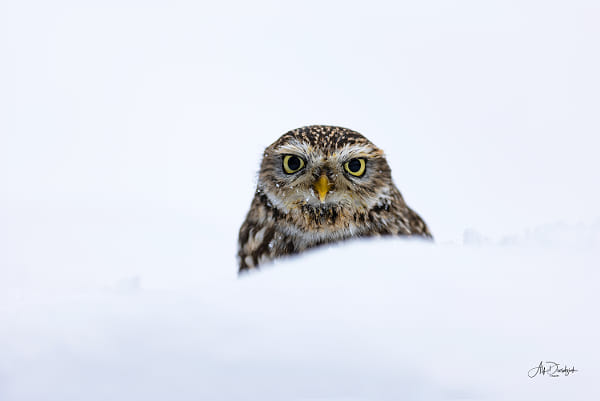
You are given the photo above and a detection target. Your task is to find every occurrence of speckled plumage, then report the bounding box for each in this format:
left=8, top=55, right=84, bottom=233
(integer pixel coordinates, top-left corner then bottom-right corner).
left=238, top=125, right=431, bottom=272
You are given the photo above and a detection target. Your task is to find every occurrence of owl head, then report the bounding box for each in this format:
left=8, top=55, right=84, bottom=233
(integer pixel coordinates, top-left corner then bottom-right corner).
left=256, top=125, right=397, bottom=232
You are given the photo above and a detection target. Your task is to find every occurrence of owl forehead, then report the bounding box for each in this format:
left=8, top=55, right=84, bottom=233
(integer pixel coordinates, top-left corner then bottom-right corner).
left=270, top=125, right=380, bottom=160
left=275, top=141, right=375, bottom=165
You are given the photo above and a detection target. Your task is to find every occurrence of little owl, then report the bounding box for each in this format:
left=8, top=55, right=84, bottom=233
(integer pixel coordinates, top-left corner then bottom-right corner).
left=238, top=125, right=431, bottom=272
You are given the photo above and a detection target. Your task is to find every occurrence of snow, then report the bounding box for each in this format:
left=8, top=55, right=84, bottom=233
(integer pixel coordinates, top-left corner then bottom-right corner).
left=1, top=217, right=598, bottom=401
left=1, top=0, right=600, bottom=400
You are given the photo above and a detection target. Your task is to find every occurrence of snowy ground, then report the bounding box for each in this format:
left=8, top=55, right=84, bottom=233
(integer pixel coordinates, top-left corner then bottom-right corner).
left=1, top=208, right=598, bottom=401
left=1, top=1, right=599, bottom=400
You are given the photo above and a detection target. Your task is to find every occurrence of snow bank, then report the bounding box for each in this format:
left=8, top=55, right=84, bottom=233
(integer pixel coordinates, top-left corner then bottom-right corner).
left=1, top=211, right=598, bottom=401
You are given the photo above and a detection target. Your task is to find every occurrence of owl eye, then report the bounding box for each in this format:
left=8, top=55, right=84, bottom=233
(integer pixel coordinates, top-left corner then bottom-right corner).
left=344, top=158, right=366, bottom=176
left=282, top=155, right=305, bottom=174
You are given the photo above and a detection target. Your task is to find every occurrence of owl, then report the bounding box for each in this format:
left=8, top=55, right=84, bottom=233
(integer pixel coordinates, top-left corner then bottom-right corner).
left=238, top=125, right=431, bottom=272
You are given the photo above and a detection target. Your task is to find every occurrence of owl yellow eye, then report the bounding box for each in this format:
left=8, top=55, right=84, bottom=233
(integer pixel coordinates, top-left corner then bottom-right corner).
left=282, top=155, right=305, bottom=174
left=344, top=158, right=366, bottom=176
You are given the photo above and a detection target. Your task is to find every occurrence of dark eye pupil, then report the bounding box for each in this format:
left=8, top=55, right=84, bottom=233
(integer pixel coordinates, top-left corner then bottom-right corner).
left=348, top=158, right=361, bottom=172
left=287, top=156, right=300, bottom=170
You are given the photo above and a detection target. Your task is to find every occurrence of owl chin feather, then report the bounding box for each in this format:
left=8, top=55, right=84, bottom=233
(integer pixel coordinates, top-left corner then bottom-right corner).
left=238, top=125, right=432, bottom=273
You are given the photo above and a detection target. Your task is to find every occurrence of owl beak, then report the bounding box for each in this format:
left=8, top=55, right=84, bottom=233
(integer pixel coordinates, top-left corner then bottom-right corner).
left=313, top=174, right=331, bottom=202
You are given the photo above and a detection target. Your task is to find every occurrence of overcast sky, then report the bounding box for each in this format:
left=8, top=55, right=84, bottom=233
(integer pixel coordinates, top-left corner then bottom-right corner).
left=1, top=0, right=599, bottom=242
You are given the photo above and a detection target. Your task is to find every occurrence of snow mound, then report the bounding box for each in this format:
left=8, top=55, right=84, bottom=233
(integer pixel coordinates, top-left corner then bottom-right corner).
left=1, top=232, right=597, bottom=401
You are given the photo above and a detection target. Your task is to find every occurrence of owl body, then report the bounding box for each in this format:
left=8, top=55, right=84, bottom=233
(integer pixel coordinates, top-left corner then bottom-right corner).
left=238, top=125, right=431, bottom=272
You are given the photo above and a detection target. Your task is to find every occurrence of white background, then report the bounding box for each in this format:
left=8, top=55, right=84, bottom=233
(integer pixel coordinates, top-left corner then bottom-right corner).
left=1, top=1, right=599, bottom=400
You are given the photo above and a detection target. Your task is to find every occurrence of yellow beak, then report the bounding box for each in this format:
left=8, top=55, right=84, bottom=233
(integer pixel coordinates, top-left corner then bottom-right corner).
left=313, top=174, right=331, bottom=202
